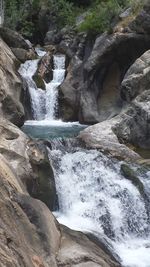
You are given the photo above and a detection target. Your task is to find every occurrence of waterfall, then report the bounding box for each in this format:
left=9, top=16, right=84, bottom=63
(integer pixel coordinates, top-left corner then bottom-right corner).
left=48, top=139, right=150, bottom=267
left=45, top=55, right=65, bottom=120
left=19, top=51, right=65, bottom=121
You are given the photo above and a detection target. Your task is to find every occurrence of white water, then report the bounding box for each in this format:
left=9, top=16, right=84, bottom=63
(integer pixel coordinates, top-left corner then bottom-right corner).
left=45, top=55, right=65, bottom=119
left=49, top=142, right=150, bottom=267
left=19, top=48, right=150, bottom=267
left=19, top=51, right=65, bottom=121
left=19, top=59, right=46, bottom=120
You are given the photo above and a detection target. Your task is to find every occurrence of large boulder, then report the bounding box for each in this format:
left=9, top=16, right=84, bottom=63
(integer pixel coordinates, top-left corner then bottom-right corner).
left=0, top=118, right=57, bottom=209
left=78, top=117, right=141, bottom=162
left=59, top=56, right=82, bottom=121
left=113, top=90, right=150, bottom=149
left=0, top=38, right=25, bottom=126
left=11, top=47, right=37, bottom=63
left=121, top=49, right=150, bottom=101
left=0, top=27, right=30, bottom=49
left=33, top=51, right=53, bottom=87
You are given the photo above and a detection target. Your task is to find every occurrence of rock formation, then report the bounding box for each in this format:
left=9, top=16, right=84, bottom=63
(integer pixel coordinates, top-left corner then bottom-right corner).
left=0, top=30, right=121, bottom=267
left=0, top=38, right=25, bottom=126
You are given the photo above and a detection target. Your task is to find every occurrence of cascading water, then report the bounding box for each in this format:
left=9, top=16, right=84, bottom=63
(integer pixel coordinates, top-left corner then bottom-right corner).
left=45, top=55, right=65, bottom=120
left=48, top=139, right=150, bottom=267
left=20, top=48, right=150, bottom=267
left=19, top=58, right=46, bottom=120
left=19, top=50, right=65, bottom=121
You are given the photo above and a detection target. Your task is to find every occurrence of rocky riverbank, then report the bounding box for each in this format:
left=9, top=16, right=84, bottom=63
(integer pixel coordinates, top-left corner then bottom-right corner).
left=0, top=1, right=150, bottom=267
left=0, top=29, right=121, bottom=267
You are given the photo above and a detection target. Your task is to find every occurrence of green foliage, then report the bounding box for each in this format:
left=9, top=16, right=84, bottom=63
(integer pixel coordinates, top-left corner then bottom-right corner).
left=4, top=0, right=146, bottom=40
left=47, top=0, right=77, bottom=27
left=78, top=0, right=123, bottom=35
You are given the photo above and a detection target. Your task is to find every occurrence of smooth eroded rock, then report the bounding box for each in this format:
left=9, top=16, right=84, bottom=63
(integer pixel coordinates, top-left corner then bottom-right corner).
left=0, top=38, right=25, bottom=126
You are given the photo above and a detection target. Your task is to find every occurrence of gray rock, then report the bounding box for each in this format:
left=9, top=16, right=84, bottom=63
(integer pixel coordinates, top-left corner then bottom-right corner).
left=79, top=32, right=150, bottom=123
left=11, top=48, right=37, bottom=63
left=0, top=119, right=57, bottom=209
left=44, top=30, right=62, bottom=45
left=113, top=90, right=150, bottom=148
left=121, top=50, right=150, bottom=101
left=0, top=27, right=30, bottom=49
left=129, top=2, right=150, bottom=34
left=79, top=117, right=141, bottom=162
left=0, top=38, right=25, bottom=126
left=119, top=7, right=132, bottom=19
left=34, top=51, right=53, bottom=84
left=59, top=56, right=82, bottom=121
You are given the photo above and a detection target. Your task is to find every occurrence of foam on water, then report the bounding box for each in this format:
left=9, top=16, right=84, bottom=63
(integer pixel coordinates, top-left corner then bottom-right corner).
left=49, top=143, right=150, bottom=267
left=24, top=119, right=82, bottom=127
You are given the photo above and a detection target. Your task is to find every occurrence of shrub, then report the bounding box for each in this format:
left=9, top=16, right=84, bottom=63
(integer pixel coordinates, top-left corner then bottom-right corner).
left=78, top=0, right=122, bottom=35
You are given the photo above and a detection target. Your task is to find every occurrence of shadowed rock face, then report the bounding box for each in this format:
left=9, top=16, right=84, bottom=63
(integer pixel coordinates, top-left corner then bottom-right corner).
left=113, top=90, right=150, bottom=149
left=0, top=27, right=30, bottom=50
left=121, top=50, right=150, bottom=101
left=0, top=119, right=57, bottom=210
left=0, top=38, right=25, bottom=126
left=79, top=33, right=150, bottom=123
left=58, top=32, right=150, bottom=124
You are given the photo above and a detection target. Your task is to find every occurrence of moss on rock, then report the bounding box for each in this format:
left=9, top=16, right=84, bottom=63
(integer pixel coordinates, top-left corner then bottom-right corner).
left=32, top=74, right=46, bottom=90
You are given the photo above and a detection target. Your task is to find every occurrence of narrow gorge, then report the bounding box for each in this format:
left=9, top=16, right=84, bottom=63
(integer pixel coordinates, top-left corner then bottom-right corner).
left=0, top=1, right=150, bottom=267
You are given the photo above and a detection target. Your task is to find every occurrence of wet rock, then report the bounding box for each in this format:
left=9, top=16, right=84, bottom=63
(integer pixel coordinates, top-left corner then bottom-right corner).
left=121, top=164, right=145, bottom=195
left=34, top=52, right=53, bottom=84
left=0, top=133, right=121, bottom=267
left=32, top=74, right=46, bottom=90
left=59, top=56, right=82, bottom=121
left=0, top=38, right=25, bottom=126
left=57, top=225, right=121, bottom=267
left=27, top=140, right=57, bottom=211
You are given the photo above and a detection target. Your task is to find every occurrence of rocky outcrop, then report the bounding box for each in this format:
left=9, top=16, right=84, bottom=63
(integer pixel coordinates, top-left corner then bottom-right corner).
left=11, top=48, right=36, bottom=63
left=0, top=27, right=37, bottom=63
left=58, top=31, right=150, bottom=124
left=0, top=119, right=57, bottom=209
left=121, top=49, right=150, bottom=101
left=0, top=27, right=31, bottom=50
left=78, top=117, right=141, bottom=162
left=129, top=2, right=150, bottom=34
left=113, top=90, right=150, bottom=149
left=0, top=38, right=25, bottom=126
left=79, top=32, right=150, bottom=123
left=33, top=51, right=53, bottom=88
left=59, top=56, right=82, bottom=121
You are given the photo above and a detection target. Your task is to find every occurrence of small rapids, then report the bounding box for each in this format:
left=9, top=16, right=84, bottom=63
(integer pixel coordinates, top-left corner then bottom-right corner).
left=48, top=139, right=150, bottom=267
left=19, top=48, right=150, bottom=267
